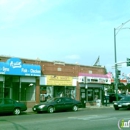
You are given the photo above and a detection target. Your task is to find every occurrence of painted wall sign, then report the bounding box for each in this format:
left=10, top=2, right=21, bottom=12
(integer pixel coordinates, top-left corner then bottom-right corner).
left=46, top=75, right=73, bottom=86
left=0, top=58, right=41, bottom=76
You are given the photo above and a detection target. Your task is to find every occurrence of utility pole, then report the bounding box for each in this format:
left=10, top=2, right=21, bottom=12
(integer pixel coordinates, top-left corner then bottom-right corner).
left=114, top=19, right=130, bottom=101
left=114, top=28, right=118, bottom=101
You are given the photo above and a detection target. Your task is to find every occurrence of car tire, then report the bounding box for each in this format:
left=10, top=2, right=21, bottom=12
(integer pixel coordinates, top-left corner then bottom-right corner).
left=72, top=105, right=78, bottom=111
left=114, top=107, right=119, bottom=110
left=13, top=108, right=21, bottom=115
left=48, top=106, right=54, bottom=113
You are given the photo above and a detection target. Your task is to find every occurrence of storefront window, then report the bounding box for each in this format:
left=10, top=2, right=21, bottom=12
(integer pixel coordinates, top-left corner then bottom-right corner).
left=0, top=82, right=3, bottom=98
left=40, top=86, right=53, bottom=102
left=21, top=83, right=35, bottom=101
left=4, top=87, right=10, bottom=98
left=54, top=86, right=65, bottom=97
left=94, top=89, right=100, bottom=101
left=40, top=86, right=76, bottom=102
left=66, top=87, right=75, bottom=99
left=87, top=88, right=101, bottom=102
left=87, top=89, right=93, bottom=101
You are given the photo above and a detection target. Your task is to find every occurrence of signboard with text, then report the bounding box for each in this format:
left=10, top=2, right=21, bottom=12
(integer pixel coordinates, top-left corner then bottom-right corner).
left=46, top=75, right=73, bottom=86
left=0, top=57, right=41, bottom=76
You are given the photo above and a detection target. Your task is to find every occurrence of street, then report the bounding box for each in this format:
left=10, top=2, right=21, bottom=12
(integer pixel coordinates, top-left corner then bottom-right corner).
left=0, top=107, right=130, bottom=130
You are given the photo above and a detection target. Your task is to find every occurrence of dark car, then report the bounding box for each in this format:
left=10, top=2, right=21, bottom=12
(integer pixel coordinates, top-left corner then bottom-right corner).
left=113, top=95, right=130, bottom=110
left=32, top=97, right=83, bottom=113
left=0, top=98, right=27, bottom=115
left=109, top=93, right=125, bottom=103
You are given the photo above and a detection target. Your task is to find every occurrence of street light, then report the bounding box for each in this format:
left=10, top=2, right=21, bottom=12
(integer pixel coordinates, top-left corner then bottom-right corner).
left=114, top=19, right=130, bottom=101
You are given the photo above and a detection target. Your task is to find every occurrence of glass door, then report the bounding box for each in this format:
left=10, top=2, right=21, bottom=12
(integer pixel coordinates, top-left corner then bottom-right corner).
left=87, top=89, right=93, bottom=101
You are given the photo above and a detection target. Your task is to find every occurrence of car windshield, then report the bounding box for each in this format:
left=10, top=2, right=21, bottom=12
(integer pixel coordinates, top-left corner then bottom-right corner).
left=120, top=96, right=130, bottom=101
left=120, top=97, right=125, bottom=101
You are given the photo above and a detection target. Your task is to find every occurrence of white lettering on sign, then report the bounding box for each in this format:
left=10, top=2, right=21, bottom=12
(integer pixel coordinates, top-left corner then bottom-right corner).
left=3, top=67, right=9, bottom=72
left=30, top=69, right=40, bottom=73
left=0, top=72, right=5, bottom=74
left=10, top=61, right=22, bottom=68
left=21, top=68, right=27, bottom=73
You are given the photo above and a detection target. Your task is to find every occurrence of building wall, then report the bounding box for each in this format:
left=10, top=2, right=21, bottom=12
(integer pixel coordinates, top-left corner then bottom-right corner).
left=0, top=56, right=106, bottom=76
left=41, top=61, right=106, bottom=76
left=0, top=56, right=107, bottom=106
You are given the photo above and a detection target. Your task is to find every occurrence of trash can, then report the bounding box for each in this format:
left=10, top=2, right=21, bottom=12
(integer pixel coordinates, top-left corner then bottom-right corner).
left=96, top=99, right=101, bottom=107
left=104, top=95, right=109, bottom=106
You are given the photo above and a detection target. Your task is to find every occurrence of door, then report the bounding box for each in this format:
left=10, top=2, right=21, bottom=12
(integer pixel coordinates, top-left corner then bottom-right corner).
left=55, top=98, right=65, bottom=111
left=80, top=88, right=86, bottom=108
left=1, top=99, right=14, bottom=113
left=63, top=98, right=73, bottom=110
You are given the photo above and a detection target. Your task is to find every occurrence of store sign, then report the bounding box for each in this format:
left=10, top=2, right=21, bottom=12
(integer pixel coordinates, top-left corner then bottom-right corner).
left=0, top=58, right=41, bottom=76
left=86, top=77, right=111, bottom=84
left=78, top=76, right=85, bottom=83
left=78, top=76, right=111, bottom=84
left=46, top=75, right=73, bottom=86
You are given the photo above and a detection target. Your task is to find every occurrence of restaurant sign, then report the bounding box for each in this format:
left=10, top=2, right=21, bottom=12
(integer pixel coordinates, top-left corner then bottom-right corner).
left=0, top=58, right=41, bottom=76
left=46, top=75, right=73, bottom=86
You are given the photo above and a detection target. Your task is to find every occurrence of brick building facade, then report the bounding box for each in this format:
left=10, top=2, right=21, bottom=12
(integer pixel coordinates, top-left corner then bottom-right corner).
left=0, top=56, right=108, bottom=107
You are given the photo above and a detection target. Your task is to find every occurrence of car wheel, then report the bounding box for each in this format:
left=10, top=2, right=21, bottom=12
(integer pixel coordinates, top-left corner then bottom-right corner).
left=114, top=107, right=119, bottom=110
left=13, top=108, right=21, bottom=115
left=48, top=106, right=54, bottom=113
left=72, top=105, right=78, bottom=111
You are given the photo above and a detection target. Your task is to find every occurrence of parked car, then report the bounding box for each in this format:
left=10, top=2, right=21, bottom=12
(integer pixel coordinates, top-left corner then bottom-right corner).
left=32, top=97, right=83, bottom=113
left=0, top=98, right=27, bottom=115
left=109, top=93, right=125, bottom=103
left=113, top=95, right=130, bottom=110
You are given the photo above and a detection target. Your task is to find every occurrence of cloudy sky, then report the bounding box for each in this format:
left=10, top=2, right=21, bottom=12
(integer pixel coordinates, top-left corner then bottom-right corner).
left=0, top=0, right=130, bottom=75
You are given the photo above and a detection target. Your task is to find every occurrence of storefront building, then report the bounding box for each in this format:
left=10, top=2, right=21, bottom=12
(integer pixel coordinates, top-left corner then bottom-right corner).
left=0, top=57, right=41, bottom=107
left=0, top=56, right=108, bottom=107
left=40, top=75, right=77, bottom=102
left=78, top=73, right=111, bottom=106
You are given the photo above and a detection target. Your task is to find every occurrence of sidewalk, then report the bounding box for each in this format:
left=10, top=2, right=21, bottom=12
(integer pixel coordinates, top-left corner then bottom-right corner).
left=85, top=104, right=113, bottom=109
left=25, top=104, right=113, bottom=113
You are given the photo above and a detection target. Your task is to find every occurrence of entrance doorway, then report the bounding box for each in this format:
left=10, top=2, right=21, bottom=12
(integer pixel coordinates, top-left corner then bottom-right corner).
left=4, top=76, right=12, bottom=98
left=54, top=86, right=65, bottom=97
left=87, top=88, right=101, bottom=102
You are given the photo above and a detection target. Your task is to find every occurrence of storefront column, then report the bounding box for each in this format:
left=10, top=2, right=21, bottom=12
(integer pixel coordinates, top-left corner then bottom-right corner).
left=65, top=86, right=66, bottom=97
left=51, top=86, right=54, bottom=98
left=36, top=77, right=40, bottom=103
left=19, top=80, right=21, bottom=101
left=76, top=81, right=80, bottom=100
left=3, top=81, right=4, bottom=98
left=10, top=81, right=12, bottom=99
left=2, top=76, right=5, bottom=98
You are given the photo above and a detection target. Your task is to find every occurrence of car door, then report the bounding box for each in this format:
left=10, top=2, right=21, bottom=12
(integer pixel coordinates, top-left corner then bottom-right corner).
left=2, top=99, right=15, bottom=113
left=54, top=98, right=66, bottom=111
left=0, top=99, right=4, bottom=113
left=63, top=98, right=73, bottom=110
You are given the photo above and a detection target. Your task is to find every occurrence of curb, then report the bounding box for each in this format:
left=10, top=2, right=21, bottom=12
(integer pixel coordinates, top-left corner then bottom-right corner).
left=25, top=105, right=113, bottom=113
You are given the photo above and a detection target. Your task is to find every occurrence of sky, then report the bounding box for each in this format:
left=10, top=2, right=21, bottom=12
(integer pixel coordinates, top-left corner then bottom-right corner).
left=0, top=0, right=130, bottom=76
